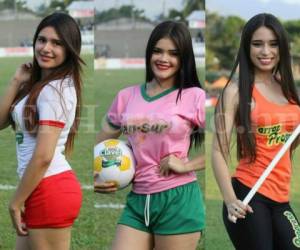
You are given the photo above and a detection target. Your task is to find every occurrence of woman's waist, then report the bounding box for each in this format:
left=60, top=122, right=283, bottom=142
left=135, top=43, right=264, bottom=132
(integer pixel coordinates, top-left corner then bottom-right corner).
left=17, top=152, right=71, bottom=178
left=235, top=158, right=292, bottom=187
left=132, top=168, right=196, bottom=194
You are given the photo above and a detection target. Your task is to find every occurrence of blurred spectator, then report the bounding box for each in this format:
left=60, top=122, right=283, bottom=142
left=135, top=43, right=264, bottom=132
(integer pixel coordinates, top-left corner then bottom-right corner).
left=196, top=31, right=204, bottom=42
left=20, top=38, right=33, bottom=47
left=95, top=44, right=110, bottom=58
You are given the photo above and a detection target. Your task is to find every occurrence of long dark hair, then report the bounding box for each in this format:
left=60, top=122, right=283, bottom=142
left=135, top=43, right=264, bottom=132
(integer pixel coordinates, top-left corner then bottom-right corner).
left=13, top=12, right=85, bottom=156
left=215, top=13, right=300, bottom=162
left=145, top=20, right=204, bottom=149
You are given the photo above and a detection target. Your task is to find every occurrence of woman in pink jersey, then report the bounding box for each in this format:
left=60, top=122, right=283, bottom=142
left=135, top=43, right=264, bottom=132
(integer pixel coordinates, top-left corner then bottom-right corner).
left=212, top=13, right=300, bottom=250
left=95, top=21, right=206, bottom=250
left=0, top=13, right=83, bottom=249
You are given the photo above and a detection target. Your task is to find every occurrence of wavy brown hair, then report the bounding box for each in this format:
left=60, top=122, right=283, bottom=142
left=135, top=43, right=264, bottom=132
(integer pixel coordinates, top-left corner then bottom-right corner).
left=12, top=12, right=85, bottom=156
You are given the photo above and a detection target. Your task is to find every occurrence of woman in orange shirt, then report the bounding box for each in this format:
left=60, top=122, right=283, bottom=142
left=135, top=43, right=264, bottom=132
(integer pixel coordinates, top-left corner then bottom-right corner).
left=212, top=13, right=300, bottom=250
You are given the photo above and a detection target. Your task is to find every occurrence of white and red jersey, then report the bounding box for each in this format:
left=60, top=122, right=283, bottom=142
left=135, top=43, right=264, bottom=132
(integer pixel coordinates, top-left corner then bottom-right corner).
left=11, top=77, right=77, bottom=178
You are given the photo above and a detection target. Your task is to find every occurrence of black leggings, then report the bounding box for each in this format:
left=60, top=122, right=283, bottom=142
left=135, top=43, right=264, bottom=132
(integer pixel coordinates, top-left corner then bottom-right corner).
left=223, top=178, right=300, bottom=250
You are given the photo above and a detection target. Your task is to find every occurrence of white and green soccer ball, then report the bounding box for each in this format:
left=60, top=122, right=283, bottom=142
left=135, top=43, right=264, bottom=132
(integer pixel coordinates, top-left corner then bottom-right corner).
left=94, top=139, right=135, bottom=189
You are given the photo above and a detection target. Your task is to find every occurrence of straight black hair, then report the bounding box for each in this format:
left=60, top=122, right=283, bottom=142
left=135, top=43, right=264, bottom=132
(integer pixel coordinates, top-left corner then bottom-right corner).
left=215, top=13, right=300, bottom=162
left=145, top=21, right=204, bottom=149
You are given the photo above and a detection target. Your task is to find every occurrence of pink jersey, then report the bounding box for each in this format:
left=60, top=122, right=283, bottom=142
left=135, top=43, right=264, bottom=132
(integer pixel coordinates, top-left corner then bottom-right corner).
left=107, top=84, right=205, bottom=194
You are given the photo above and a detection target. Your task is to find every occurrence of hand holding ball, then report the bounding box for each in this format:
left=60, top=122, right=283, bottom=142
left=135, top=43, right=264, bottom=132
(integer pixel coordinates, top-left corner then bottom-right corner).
left=94, top=139, right=135, bottom=190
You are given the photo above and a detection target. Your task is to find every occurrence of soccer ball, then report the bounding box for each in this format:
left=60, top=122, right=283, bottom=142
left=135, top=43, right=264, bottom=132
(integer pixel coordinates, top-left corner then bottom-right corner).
left=94, top=139, right=135, bottom=189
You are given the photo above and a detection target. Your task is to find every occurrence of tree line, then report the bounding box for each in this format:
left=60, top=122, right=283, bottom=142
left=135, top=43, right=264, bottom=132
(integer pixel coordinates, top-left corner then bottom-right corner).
left=206, top=11, right=300, bottom=73
left=95, top=0, right=205, bottom=24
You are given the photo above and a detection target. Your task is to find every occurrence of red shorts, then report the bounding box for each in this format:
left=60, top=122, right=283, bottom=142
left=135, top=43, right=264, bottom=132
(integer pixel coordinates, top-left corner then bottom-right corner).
left=23, top=170, right=82, bottom=229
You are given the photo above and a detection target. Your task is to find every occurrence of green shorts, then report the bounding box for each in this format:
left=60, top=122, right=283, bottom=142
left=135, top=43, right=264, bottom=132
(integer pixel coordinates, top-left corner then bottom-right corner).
left=118, top=181, right=205, bottom=235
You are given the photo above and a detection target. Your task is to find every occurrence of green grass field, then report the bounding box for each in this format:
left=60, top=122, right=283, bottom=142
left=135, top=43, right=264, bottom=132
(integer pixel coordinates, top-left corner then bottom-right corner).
left=93, top=68, right=205, bottom=250
left=0, top=61, right=298, bottom=250
left=0, top=56, right=97, bottom=250
left=0, top=63, right=205, bottom=250
left=205, top=107, right=300, bottom=250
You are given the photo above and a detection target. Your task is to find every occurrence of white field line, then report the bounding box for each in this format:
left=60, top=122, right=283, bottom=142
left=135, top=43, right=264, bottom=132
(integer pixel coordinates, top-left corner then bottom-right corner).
left=81, top=185, right=93, bottom=190
left=0, top=184, right=124, bottom=209
left=0, top=184, right=93, bottom=190
left=0, top=184, right=16, bottom=190
left=94, top=203, right=125, bottom=209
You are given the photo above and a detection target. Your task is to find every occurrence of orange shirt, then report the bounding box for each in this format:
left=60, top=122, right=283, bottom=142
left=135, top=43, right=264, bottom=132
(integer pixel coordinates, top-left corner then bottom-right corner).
left=234, top=85, right=300, bottom=202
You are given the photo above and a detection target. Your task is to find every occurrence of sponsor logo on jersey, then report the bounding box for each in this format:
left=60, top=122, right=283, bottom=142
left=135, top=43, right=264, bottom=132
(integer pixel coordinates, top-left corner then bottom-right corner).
left=121, top=119, right=171, bottom=135
left=257, top=124, right=291, bottom=146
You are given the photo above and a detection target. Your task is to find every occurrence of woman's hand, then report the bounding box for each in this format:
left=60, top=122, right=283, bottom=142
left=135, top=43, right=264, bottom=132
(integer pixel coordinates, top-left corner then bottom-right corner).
left=226, top=199, right=253, bottom=223
left=159, top=155, right=186, bottom=176
left=8, top=201, right=28, bottom=236
left=94, top=173, right=118, bottom=193
left=0, top=63, right=32, bottom=129
left=13, top=62, right=32, bottom=86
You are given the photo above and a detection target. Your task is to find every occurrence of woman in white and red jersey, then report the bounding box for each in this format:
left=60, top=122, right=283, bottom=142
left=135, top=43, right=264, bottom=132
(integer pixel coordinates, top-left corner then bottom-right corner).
left=212, top=13, right=300, bottom=250
left=0, top=12, right=84, bottom=250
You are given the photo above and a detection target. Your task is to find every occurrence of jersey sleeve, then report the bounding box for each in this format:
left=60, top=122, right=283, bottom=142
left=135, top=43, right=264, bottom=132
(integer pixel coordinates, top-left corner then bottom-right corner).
left=37, top=79, right=77, bottom=128
left=106, top=88, right=131, bottom=129
left=192, top=89, right=206, bottom=128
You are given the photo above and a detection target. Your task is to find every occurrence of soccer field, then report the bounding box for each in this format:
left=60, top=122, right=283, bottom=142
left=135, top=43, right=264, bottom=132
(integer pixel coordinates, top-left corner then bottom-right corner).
left=0, top=63, right=205, bottom=249
left=94, top=68, right=205, bottom=250
left=205, top=107, right=300, bottom=250
left=0, top=62, right=298, bottom=250
left=0, top=56, right=98, bottom=249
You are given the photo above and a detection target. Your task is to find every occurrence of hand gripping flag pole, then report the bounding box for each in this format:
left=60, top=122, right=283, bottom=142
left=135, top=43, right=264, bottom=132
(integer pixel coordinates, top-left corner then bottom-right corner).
left=230, top=124, right=300, bottom=223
